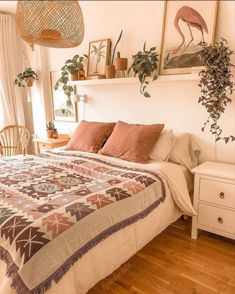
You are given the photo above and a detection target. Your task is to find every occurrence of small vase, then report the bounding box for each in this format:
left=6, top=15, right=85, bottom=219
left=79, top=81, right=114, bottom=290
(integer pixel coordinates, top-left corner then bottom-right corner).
left=70, top=71, right=79, bottom=81
left=114, top=58, right=128, bottom=71
left=26, top=77, right=33, bottom=87
left=105, top=64, right=116, bottom=79
left=46, top=129, right=54, bottom=138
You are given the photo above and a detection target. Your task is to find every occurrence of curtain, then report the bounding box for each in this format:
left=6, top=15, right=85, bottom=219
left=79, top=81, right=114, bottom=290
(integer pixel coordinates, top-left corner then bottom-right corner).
left=0, top=13, right=25, bottom=128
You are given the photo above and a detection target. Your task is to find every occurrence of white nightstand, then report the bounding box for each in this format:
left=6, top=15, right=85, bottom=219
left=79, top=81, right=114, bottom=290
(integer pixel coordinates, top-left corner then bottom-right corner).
left=191, top=161, right=235, bottom=240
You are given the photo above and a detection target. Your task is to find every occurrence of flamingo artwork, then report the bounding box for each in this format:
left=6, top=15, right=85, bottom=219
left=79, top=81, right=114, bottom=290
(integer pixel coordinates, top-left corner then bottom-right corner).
left=172, top=6, right=208, bottom=55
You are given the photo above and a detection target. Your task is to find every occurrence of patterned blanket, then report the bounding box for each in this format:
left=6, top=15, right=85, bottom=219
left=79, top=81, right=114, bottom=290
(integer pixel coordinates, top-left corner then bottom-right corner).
left=0, top=151, right=166, bottom=294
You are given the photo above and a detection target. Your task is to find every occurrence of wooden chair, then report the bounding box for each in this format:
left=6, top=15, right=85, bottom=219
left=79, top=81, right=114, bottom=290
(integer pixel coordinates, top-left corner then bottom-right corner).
left=0, top=125, right=30, bottom=156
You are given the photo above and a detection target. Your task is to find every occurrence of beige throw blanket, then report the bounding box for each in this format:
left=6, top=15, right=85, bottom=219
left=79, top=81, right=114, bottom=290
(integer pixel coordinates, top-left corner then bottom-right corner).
left=0, top=151, right=166, bottom=294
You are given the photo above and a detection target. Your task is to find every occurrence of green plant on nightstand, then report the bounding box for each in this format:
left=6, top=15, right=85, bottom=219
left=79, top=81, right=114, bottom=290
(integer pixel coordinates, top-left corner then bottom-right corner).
left=198, top=38, right=235, bottom=143
left=46, top=121, right=56, bottom=139
left=128, top=42, right=159, bottom=97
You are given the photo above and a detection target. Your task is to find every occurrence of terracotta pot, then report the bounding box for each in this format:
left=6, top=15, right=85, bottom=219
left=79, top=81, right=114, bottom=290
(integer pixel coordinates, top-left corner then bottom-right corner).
left=47, top=129, right=54, bottom=138
left=105, top=64, right=116, bottom=79
left=70, top=71, right=79, bottom=81
left=114, top=58, right=128, bottom=71
left=78, top=68, right=85, bottom=80
left=53, top=129, right=58, bottom=139
left=26, top=77, right=33, bottom=87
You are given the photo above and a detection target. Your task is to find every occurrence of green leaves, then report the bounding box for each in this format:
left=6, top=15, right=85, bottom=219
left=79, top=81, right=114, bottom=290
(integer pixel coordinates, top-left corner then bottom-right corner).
left=111, top=30, right=123, bottom=64
left=198, top=38, right=235, bottom=143
left=54, top=54, right=86, bottom=98
left=13, top=68, right=38, bottom=87
left=128, top=42, right=159, bottom=97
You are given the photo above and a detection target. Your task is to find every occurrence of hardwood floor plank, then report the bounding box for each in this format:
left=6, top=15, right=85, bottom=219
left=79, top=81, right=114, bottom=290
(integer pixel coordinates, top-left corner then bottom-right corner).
left=89, top=219, right=235, bottom=294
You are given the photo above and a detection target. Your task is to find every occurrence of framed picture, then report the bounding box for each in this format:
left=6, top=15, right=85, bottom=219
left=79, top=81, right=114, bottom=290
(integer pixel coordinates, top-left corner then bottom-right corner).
left=87, top=38, right=111, bottom=76
left=50, top=71, right=78, bottom=122
left=160, top=0, right=218, bottom=75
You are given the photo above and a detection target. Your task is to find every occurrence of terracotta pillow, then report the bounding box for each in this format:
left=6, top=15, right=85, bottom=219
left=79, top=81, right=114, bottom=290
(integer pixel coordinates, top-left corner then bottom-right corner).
left=99, top=121, right=164, bottom=163
left=65, top=120, right=116, bottom=153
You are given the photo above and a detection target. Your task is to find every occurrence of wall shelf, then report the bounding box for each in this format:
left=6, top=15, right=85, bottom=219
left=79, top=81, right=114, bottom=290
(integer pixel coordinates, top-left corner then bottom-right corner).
left=68, top=73, right=199, bottom=87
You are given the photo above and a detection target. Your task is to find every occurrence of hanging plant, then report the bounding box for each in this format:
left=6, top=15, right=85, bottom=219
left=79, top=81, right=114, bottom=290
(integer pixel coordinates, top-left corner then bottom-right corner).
left=54, top=54, right=87, bottom=99
left=128, top=42, right=159, bottom=97
left=198, top=38, right=235, bottom=143
left=14, top=68, right=38, bottom=87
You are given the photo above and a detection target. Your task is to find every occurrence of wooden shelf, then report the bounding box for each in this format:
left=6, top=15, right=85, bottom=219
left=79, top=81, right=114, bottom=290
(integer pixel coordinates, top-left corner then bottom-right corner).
left=68, top=73, right=199, bottom=87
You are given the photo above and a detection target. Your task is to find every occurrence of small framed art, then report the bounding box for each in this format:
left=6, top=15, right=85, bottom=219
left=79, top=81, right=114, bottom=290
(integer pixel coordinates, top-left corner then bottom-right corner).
left=50, top=71, right=78, bottom=122
left=160, top=0, right=218, bottom=75
left=87, top=38, right=111, bottom=77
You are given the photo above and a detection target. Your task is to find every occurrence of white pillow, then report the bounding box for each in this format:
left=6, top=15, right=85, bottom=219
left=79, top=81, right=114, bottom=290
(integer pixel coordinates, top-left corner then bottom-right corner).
left=149, top=129, right=175, bottom=161
left=169, top=133, right=201, bottom=170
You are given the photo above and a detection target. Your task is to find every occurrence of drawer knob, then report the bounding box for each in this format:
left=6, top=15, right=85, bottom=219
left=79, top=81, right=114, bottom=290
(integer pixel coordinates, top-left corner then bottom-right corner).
left=217, top=217, right=223, bottom=224
left=219, top=192, right=224, bottom=199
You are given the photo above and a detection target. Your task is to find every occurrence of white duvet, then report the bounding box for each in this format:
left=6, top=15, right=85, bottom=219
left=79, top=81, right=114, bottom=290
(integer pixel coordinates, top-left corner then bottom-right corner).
left=0, top=151, right=195, bottom=294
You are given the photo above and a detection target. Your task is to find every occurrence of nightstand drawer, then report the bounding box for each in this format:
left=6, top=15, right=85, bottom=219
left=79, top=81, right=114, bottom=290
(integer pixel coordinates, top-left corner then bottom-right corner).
left=198, top=203, right=235, bottom=235
left=199, top=178, right=235, bottom=209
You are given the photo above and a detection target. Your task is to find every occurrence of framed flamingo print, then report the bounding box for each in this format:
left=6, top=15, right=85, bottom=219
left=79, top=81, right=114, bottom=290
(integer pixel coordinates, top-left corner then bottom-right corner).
left=87, top=39, right=111, bottom=77
left=160, top=0, right=218, bottom=75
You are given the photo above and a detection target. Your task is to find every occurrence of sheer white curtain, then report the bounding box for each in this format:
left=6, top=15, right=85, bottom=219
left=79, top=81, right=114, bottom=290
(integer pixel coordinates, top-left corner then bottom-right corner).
left=0, top=13, right=25, bottom=129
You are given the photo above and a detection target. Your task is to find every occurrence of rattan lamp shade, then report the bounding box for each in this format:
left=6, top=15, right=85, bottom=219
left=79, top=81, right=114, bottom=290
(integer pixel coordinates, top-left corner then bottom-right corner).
left=16, top=1, right=84, bottom=48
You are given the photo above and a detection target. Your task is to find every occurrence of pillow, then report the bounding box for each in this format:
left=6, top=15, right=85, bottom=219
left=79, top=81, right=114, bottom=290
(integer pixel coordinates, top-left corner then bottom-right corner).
left=169, top=133, right=201, bottom=170
left=65, top=120, right=115, bottom=153
left=149, top=129, right=175, bottom=161
left=99, top=121, right=164, bottom=163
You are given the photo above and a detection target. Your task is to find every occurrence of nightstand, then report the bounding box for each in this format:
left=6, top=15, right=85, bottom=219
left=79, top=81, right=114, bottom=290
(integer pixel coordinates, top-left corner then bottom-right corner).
left=191, top=161, right=235, bottom=240
left=33, top=135, right=69, bottom=155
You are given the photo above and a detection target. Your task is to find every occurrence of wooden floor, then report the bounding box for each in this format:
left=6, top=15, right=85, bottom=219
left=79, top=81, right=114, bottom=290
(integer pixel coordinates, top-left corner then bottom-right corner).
left=89, top=218, right=235, bottom=294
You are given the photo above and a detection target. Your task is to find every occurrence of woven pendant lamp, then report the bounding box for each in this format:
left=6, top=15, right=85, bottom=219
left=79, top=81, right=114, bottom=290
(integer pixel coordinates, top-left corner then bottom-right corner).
left=16, top=1, right=84, bottom=48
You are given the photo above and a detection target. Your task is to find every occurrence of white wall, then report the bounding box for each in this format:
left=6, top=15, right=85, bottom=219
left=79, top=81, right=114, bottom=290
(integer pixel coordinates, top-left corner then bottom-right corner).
left=44, top=1, right=235, bottom=164
left=0, top=1, right=234, bottom=163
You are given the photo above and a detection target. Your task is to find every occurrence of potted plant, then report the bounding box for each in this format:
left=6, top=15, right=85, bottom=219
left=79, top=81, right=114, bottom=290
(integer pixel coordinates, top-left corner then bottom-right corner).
left=198, top=38, right=235, bottom=143
left=14, top=68, right=38, bottom=87
left=106, top=30, right=123, bottom=79
left=128, top=42, right=159, bottom=97
left=54, top=54, right=87, bottom=99
left=64, top=54, right=87, bottom=81
left=46, top=121, right=56, bottom=138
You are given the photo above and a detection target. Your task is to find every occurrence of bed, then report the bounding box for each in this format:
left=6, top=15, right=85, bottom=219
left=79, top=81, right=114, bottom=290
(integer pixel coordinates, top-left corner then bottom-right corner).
left=0, top=149, right=195, bottom=294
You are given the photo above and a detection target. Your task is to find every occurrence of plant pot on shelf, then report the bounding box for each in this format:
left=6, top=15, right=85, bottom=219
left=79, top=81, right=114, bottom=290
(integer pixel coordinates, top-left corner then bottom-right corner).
left=26, top=77, right=33, bottom=87
left=70, top=71, right=79, bottom=81
left=114, top=58, right=128, bottom=71
left=46, top=129, right=54, bottom=138
left=114, top=57, right=128, bottom=78
left=105, top=64, right=116, bottom=79
left=78, top=68, right=85, bottom=80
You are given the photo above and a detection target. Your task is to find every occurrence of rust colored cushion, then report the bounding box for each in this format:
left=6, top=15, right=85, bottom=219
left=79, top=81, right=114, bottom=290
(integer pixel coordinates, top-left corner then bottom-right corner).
left=99, top=121, right=164, bottom=163
left=65, top=120, right=116, bottom=153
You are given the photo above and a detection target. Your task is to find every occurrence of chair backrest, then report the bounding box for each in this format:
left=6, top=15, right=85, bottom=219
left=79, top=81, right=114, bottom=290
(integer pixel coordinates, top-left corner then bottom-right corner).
left=0, top=125, right=30, bottom=156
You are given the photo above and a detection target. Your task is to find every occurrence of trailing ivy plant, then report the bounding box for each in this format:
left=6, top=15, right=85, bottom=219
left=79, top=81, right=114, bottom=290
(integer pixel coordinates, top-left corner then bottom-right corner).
left=128, top=42, right=158, bottom=97
left=14, top=68, right=38, bottom=87
left=54, top=54, right=87, bottom=99
left=198, top=38, right=235, bottom=143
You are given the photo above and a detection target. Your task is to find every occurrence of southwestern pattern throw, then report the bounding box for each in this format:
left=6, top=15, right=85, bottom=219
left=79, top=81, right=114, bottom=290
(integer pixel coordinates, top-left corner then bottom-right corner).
left=0, top=151, right=166, bottom=294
